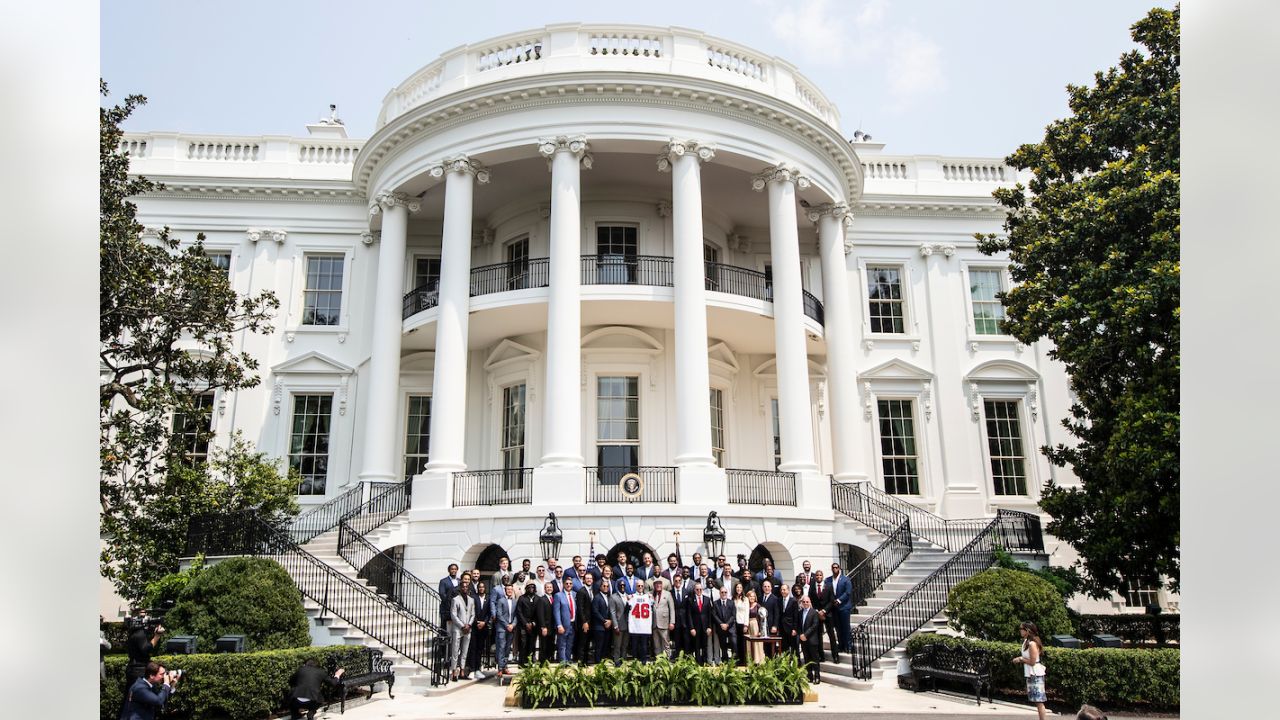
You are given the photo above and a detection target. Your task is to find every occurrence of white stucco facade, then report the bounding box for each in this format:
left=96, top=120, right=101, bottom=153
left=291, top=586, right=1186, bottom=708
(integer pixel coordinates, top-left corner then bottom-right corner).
left=110, top=24, right=1160, bottom=617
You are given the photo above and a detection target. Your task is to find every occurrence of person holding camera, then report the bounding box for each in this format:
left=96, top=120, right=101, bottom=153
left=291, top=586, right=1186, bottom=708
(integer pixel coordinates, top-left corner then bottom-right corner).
left=120, top=612, right=166, bottom=719
left=286, top=658, right=345, bottom=720
left=121, top=661, right=180, bottom=720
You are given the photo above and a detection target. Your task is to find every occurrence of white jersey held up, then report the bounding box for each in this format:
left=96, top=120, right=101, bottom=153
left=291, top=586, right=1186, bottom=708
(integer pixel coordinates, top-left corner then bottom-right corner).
left=627, top=593, right=654, bottom=635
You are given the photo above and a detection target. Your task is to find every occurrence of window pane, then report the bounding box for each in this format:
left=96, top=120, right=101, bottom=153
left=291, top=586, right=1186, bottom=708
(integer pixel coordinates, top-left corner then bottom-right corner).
left=867, top=266, right=906, bottom=333
left=877, top=399, right=920, bottom=495
left=984, top=400, right=1027, bottom=495
left=403, top=395, right=431, bottom=479
left=289, top=394, right=333, bottom=495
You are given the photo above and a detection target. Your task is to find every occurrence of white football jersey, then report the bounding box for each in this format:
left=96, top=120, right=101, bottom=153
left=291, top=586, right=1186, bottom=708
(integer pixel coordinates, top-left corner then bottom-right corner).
left=627, top=593, right=654, bottom=634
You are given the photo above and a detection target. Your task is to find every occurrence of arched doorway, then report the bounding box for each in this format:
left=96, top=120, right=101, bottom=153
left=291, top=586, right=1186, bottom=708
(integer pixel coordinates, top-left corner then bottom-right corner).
left=838, top=542, right=870, bottom=573
left=748, top=542, right=795, bottom=580
left=475, top=543, right=510, bottom=572
left=748, top=544, right=774, bottom=574
left=605, top=541, right=657, bottom=571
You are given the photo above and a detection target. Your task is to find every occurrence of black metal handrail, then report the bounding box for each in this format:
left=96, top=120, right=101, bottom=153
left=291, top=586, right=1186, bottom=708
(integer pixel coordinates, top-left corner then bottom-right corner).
left=585, top=466, right=677, bottom=503
left=288, top=483, right=366, bottom=545
left=470, top=257, right=550, bottom=296
left=847, top=508, right=1043, bottom=679
left=847, top=480, right=1043, bottom=552
left=704, top=262, right=769, bottom=300
left=802, top=289, right=824, bottom=325
left=344, top=480, right=411, bottom=538
left=185, top=510, right=447, bottom=686
left=402, top=284, right=440, bottom=319
left=726, top=468, right=797, bottom=506
left=830, top=480, right=914, bottom=607
left=453, top=468, right=534, bottom=507
left=581, top=254, right=674, bottom=286
left=337, top=519, right=443, bottom=633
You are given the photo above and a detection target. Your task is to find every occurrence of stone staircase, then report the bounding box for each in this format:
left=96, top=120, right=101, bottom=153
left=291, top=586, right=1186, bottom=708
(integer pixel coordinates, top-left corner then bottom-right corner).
left=818, top=544, right=954, bottom=690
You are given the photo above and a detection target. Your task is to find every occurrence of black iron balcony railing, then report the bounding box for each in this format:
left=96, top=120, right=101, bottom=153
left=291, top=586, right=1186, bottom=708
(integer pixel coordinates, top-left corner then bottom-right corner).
left=401, top=255, right=824, bottom=326
left=725, top=468, right=798, bottom=506
left=581, top=254, right=674, bottom=286
left=452, top=468, right=534, bottom=507
left=586, top=466, right=677, bottom=503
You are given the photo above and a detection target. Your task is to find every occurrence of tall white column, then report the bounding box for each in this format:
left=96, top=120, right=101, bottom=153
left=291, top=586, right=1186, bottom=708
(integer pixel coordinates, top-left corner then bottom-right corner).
left=810, top=203, right=867, bottom=483
left=360, top=192, right=418, bottom=485
left=425, top=156, right=490, bottom=475
left=753, top=164, right=818, bottom=474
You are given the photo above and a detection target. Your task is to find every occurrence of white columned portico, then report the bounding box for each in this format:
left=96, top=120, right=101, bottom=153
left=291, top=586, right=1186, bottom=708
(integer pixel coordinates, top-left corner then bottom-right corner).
left=753, top=164, right=824, bottom=506
left=659, top=140, right=727, bottom=504
left=810, top=203, right=868, bottom=484
left=360, top=192, right=418, bottom=488
left=534, top=136, right=591, bottom=505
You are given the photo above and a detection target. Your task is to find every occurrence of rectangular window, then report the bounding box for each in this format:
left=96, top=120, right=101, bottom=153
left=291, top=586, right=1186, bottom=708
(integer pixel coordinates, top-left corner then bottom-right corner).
left=302, top=255, right=344, bottom=326
left=984, top=400, right=1028, bottom=495
left=866, top=266, right=906, bottom=333
left=596, top=376, right=639, bottom=481
left=289, top=394, right=333, bottom=495
left=207, top=250, right=231, bottom=278
left=763, top=264, right=774, bottom=301
left=1124, top=579, right=1160, bottom=608
left=709, top=387, right=726, bottom=467
left=403, top=395, right=431, bottom=480
left=771, top=397, right=781, bottom=471
left=877, top=399, right=920, bottom=495
left=501, top=384, right=527, bottom=489
left=596, top=226, right=639, bottom=284
left=414, top=257, right=441, bottom=293
left=505, top=237, right=530, bottom=290
left=172, top=392, right=215, bottom=464
left=970, top=268, right=1007, bottom=335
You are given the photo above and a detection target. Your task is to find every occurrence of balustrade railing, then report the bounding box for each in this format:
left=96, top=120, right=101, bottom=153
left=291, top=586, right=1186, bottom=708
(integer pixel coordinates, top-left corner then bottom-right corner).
left=453, top=468, right=534, bottom=507
left=469, top=258, right=550, bottom=296
left=288, top=483, right=367, bottom=545
left=830, top=479, right=914, bottom=606
left=586, top=466, right=677, bottom=503
left=344, top=480, right=411, bottom=538
left=402, top=284, right=440, bottom=318
left=726, top=468, right=797, bottom=506
left=802, top=289, right=824, bottom=325
left=581, top=255, right=674, bottom=287
left=337, top=519, right=444, bottom=631
left=846, top=480, right=1042, bottom=552
left=704, top=261, right=769, bottom=300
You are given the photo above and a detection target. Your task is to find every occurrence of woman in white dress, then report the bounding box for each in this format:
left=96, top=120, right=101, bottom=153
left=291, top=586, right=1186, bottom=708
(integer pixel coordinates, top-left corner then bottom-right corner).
left=1012, top=621, right=1047, bottom=720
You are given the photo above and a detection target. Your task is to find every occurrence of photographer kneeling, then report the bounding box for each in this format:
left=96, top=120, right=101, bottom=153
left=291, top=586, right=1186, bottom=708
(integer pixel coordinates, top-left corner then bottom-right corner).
left=121, top=662, right=181, bottom=720
left=287, top=658, right=345, bottom=720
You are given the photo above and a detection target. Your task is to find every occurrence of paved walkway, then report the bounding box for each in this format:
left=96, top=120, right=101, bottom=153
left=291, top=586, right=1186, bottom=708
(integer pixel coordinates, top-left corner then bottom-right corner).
left=317, top=679, right=1051, bottom=720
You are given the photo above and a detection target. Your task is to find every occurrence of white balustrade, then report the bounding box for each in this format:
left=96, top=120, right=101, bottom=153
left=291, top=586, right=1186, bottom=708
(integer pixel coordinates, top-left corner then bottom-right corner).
left=118, top=139, right=147, bottom=157
left=476, top=37, right=544, bottom=72
left=863, top=161, right=910, bottom=180
left=296, top=142, right=363, bottom=164
left=793, top=78, right=831, bottom=121
left=187, top=140, right=260, bottom=162
left=705, top=44, right=768, bottom=81
left=942, top=162, right=1006, bottom=182
left=589, top=31, right=662, bottom=57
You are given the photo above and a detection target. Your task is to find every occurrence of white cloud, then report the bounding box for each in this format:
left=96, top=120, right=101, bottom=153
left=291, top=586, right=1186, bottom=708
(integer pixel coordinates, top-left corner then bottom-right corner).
left=764, top=0, right=943, bottom=111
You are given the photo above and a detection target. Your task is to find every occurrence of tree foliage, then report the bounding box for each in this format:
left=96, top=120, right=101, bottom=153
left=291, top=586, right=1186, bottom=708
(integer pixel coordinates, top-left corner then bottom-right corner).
left=165, top=557, right=311, bottom=653
left=946, top=568, right=1074, bottom=643
left=977, top=7, right=1179, bottom=596
left=100, top=82, right=290, bottom=602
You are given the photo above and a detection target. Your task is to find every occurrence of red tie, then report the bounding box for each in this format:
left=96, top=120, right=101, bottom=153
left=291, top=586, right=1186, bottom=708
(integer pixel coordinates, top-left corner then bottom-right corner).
left=568, top=594, right=574, bottom=618
left=697, top=598, right=703, bottom=612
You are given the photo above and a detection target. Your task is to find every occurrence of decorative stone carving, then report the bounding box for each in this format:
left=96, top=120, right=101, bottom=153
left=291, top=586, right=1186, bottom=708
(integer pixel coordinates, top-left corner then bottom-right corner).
left=863, top=382, right=873, bottom=420
left=426, top=155, right=492, bottom=183
left=537, top=136, right=592, bottom=169
left=247, top=228, right=287, bottom=243
left=285, top=331, right=296, bottom=343
left=912, top=341, right=921, bottom=352
left=369, top=190, right=422, bottom=216
left=218, top=394, right=227, bottom=416
left=805, top=202, right=852, bottom=225
left=359, top=231, right=377, bottom=246
left=923, top=383, right=934, bottom=421
left=656, top=139, right=715, bottom=171
left=864, top=339, right=875, bottom=351
left=538, top=203, right=551, bottom=219
left=656, top=200, right=672, bottom=218
left=139, top=226, right=164, bottom=240
left=918, top=242, right=957, bottom=258
left=472, top=226, right=496, bottom=248
left=727, top=231, right=750, bottom=253
left=272, top=377, right=284, bottom=416
left=816, top=381, right=826, bottom=418
left=751, top=164, right=810, bottom=191
left=969, top=341, right=979, bottom=353
left=339, top=376, right=349, bottom=416
left=969, top=383, right=981, bottom=421
left=1029, top=389, right=1039, bottom=421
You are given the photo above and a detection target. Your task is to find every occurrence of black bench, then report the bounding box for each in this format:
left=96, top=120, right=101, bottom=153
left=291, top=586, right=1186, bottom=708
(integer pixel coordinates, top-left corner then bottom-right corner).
left=909, top=642, right=992, bottom=705
left=326, top=647, right=395, bottom=714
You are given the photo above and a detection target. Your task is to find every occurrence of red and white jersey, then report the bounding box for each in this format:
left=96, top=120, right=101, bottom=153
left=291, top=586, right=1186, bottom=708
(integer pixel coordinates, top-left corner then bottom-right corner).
left=627, top=593, right=654, bottom=634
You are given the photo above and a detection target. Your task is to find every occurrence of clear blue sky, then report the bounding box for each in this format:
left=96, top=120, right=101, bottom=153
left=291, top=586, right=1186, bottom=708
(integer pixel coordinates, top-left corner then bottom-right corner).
left=102, top=0, right=1171, bottom=158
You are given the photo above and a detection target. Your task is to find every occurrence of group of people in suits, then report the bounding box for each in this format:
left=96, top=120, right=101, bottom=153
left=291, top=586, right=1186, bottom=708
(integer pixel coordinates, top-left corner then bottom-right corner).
left=437, top=551, right=857, bottom=684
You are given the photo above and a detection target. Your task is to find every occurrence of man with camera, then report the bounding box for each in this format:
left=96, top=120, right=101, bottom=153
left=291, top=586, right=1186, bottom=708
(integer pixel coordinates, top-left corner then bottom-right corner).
left=121, top=661, right=181, bottom=720
left=286, top=658, right=345, bottom=719
left=122, top=611, right=167, bottom=712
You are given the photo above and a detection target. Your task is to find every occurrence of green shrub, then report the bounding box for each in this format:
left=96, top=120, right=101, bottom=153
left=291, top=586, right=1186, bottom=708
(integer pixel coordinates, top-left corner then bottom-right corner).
left=993, top=547, right=1082, bottom=599
left=143, top=556, right=205, bottom=611
left=165, top=556, right=309, bottom=653
left=514, top=654, right=807, bottom=708
left=100, top=645, right=368, bottom=720
left=946, top=568, right=1073, bottom=642
left=905, top=635, right=1179, bottom=711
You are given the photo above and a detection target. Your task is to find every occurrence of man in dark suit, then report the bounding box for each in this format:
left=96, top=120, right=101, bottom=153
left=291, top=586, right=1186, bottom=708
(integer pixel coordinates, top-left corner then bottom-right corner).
left=669, top=570, right=691, bottom=657
left=590, top=579, right=612, bottom=664
left=759, top=579, right=782, bottom=658
left=616, top=563, right=638, bottom=595
left=684, top=579, right=714, bottom=664
left=612, top=550, right=629, bottom=583
left=809, top=569, right=836, bottom=662
left=635, top=552, right=658, bottom=582
left=516, top=582, right=541, bottom=666
left=438, top=563, right=461, bottom=628
left=778, top=583, right=801, bottom=655
left=285, top=658, right=343, bottom=719
left=797, top=595, right=823, bottom=683
left=712, top=585, right=737, bottom=665
left=829, top=563, right=854, bottom=656
left=572, top=572, right=595, bottom=663
left=536, top=582, right=556, bottom=662
left=122, top=661, right=182, bottom=720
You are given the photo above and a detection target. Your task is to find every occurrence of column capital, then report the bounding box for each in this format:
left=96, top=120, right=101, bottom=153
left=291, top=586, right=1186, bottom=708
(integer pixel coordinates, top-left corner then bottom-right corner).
left=806, top=202, right=852, bottom=225
left=359, top=231, right=378, bottom=246
left=427, top=155, right=492, bottom=184
left=369, top=190, right=421, bottom=216
left=751, top=163, right=811, bottom=191
left=919, top=242, right=957, bottom=258
left=246, top=228, right=287, bottom=243
left=656, top=139, right=715, bottom=172
left=538, top=135, right=593, bottom=169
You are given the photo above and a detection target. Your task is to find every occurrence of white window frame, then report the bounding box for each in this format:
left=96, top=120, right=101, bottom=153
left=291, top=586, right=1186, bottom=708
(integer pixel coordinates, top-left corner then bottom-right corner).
left=709, top=385, right=727, bottom=467
left=408, top=252, right=442, bottom=295
left=769, top=395, right=781, bottom=471
left=271, top=369, right=354, bottom=505
left=961, top=262, right=1017, bottom=344
left=975, top=390, right=1036, bottom=500
left=856, top=258, right=920, bottom=341
left=286, top=392, right=336, bottom=498
left=402, top=393, right=432, bottom=481
left=871, top=395, right=925, bottom=497
left=179, top=235, right=239, bottom=289
left=593, top=373, right=642, bottom=467
left=289, top=246, right=355, bottom=335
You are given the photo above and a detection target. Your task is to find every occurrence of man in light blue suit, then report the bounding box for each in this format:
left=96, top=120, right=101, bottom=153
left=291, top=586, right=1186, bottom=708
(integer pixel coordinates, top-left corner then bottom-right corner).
left=552, top=584, right=577, bottom=663
left=493, top=583, right=518, bottom=675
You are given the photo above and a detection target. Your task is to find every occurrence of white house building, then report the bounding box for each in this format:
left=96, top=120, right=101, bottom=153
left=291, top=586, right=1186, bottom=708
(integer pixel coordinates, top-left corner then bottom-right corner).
left=112, top=24, right=1172, bottom=680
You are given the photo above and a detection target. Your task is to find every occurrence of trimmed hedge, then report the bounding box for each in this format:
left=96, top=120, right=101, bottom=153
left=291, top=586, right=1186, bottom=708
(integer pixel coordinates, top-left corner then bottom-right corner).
left=165, top=557, right=310, bottom=653
left=100, top=645, right=368, bottom=720
left=906, top=634, right=1179, bottom=711
left=946, top=568, right=1074, bottom=642
left=515, top=654, right=808, bottom=708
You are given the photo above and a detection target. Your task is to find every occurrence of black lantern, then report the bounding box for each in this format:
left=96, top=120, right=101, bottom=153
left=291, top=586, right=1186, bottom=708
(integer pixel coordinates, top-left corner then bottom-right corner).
left=539, top=512, right=563, bottom=562
left=702, top=511, right=726, bottom=560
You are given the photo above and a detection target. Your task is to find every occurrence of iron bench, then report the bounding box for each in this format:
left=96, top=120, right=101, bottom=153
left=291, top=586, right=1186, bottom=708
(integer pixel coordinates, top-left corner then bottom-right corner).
left=326, top=647, right=395, bottom=714
left=909, top=642, right=992, bottom=705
